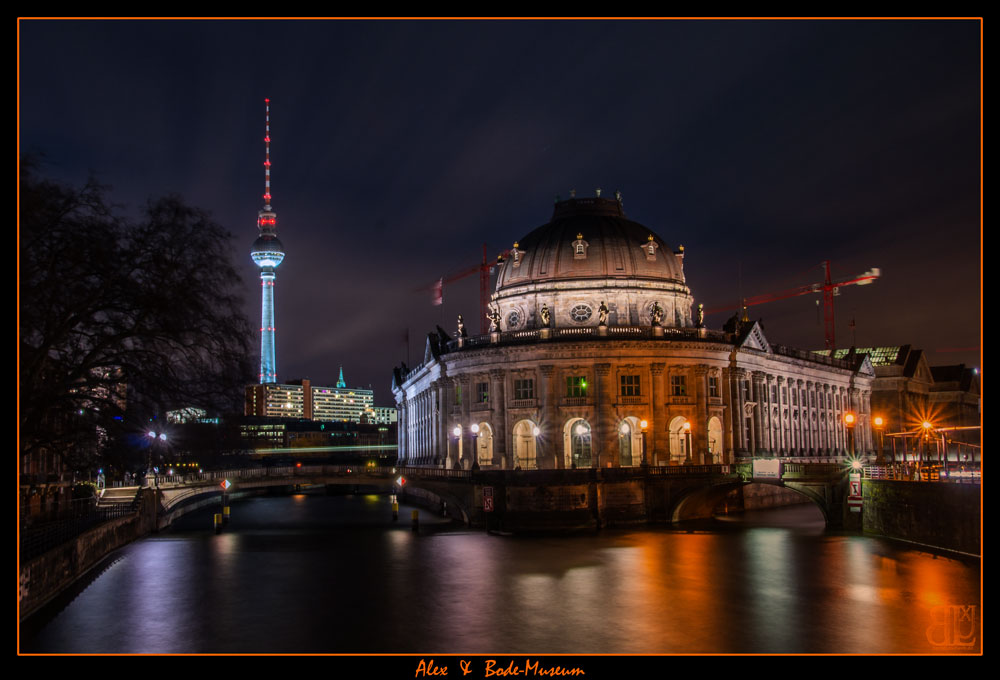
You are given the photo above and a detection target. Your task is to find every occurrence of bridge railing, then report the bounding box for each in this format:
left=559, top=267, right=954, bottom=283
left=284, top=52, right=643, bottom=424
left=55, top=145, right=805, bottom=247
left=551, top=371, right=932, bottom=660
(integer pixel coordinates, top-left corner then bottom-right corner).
left=863, top=464, right=980, bottom=484
left=20, top=496, right=140, bottom=562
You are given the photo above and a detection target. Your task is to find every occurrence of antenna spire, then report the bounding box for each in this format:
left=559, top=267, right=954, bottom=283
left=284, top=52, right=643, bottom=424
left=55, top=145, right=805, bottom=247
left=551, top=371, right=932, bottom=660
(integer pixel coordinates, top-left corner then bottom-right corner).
left=263, top=97, right=272, bottom=208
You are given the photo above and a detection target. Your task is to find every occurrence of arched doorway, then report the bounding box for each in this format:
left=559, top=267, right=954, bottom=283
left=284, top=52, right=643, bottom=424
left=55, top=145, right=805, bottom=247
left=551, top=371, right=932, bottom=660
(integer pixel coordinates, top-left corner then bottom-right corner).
left=707, top=416, right=723, bottom=464
left=668, top=416, right=690, bottom=465
left=563, top=418, right=592, bottom=468
left=512, top=420, right=538, bottom=469
left=618, top=417, right=643, bottom=466
left=476, top=422, right=494, bottom=468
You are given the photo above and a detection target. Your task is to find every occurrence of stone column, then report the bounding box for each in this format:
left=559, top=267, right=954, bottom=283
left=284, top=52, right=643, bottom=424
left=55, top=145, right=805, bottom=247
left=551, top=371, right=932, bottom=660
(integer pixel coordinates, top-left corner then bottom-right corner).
left=437, top=379, right=454, bottom=468
left=776, top=376, right=786, bottom=455
left=459, top=376, right=472, bottom=466
left=693, top=364, right=709, bottom=464
left=650, top=363, right=666, bottom=466
left=539, top=365, right=557, bottom=468
left=595, top=363, right=614, bottom=467
left=489, top=369, right=507, bottom=468
left=751, top=371, right=766, bottom=456
left=725, top=367, right=747, bottom=457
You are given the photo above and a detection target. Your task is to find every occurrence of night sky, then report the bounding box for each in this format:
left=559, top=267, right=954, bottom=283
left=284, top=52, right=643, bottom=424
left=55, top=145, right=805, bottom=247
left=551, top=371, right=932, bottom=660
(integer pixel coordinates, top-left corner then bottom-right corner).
left=19, top=19, right=981, bottom=409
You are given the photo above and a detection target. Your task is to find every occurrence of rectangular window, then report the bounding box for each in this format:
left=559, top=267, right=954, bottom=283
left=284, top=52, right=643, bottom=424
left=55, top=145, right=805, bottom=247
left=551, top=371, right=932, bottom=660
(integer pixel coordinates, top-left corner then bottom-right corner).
left=782, top=386, right=788, bottom=404
left=709, top=376, right=720, bottom=398
left=514, top=379, right=535, bottom=400
left=771, top=385, right=778, bottom=402
left=455, top=384, right=462, bottom=405
left=620, top=375, right=641, bottom=397
left=566, top=376, right=587, bottom=398
left=476, top=382, right=489, bottom=404
left=671, top=375, right=687, bottom=397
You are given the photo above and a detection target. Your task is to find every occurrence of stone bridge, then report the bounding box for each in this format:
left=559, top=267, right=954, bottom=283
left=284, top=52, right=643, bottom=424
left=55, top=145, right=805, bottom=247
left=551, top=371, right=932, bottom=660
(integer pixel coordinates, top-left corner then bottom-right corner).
left=124, top=461, right=858, bottom=532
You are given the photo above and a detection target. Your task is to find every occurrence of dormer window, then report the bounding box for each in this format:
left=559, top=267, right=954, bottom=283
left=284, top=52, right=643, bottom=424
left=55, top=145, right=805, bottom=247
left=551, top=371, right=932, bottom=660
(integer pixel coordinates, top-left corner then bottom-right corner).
left=510, top=242, right=526, bottom=268
left=643, top=234, right=659, bottom=261
left=572, top=233, right=589, bottom=259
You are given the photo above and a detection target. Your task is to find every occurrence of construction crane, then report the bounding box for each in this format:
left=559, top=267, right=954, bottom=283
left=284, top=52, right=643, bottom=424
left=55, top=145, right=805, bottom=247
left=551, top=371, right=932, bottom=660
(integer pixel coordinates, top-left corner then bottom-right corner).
left=417, top=244, right=510, bottom=334
left=706, top=260, right=881, bottom=351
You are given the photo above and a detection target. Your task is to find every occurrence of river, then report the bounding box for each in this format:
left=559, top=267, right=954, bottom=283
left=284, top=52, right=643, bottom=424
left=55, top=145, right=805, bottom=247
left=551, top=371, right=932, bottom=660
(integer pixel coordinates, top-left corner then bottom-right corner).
left=20, top=491, right=981, bottom=654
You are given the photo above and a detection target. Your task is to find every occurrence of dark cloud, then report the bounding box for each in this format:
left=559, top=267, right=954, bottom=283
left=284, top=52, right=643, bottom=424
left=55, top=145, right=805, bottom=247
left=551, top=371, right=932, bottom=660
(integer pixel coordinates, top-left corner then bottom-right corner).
left=20, top=19, right=982, bottom=405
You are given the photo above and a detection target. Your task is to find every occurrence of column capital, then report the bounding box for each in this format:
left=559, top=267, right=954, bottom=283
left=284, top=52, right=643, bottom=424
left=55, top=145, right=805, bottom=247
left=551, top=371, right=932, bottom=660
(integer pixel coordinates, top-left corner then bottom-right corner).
left=539, top=364, right=556, bottom=377
left=595, top=363, right=611, bottom=377
left=650, top=362, right=666, bottom=376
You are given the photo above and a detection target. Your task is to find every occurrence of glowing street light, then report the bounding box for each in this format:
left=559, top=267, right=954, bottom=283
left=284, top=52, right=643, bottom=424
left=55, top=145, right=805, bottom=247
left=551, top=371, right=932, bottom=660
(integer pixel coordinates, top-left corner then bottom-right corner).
left=844, top=412, right=856, bottom=458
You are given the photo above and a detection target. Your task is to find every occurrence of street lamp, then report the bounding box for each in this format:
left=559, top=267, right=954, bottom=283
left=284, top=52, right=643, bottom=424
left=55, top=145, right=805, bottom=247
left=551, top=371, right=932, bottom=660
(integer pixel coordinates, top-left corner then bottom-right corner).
left=146, top=431, right=167, bottom=488
left=921, top=420, right=933, bottom=466
left=470, top=423, right=481, bottom=469
left=844, top=412, right=856, bottom=459
left=873, top=416, right=886, bottom=464
left=682, top=420, right=692, bottom=465
left=639, top=419, right=649, bottom=467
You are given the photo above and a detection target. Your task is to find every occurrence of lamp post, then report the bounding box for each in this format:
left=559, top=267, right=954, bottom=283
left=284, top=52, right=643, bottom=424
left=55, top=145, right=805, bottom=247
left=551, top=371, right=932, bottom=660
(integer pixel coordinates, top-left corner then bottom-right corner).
left=873, top=416, right=886, bottom=464
left=921, top=421, right=933, bottom=468
left=146, top=431, right=167, bottom=488
left=640, top=419, right=649, bottom=467
left=682, top=420, right=693, bottom=465
left=470, top=423, right=481, bottom=469
left=844, top=412, right=856, bottom=460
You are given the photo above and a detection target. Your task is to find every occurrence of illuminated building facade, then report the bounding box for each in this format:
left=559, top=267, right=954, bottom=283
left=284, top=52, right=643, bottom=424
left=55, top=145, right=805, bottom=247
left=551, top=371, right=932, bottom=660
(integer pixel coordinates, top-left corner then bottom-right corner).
left=245, top=377, right=376, bottom=424
left=392, top=194, right=876, bottom=469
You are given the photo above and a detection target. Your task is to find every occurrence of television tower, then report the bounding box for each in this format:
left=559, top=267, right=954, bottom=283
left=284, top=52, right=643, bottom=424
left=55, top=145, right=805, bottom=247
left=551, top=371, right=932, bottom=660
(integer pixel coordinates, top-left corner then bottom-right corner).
left=250, top=98, right=285, bottom=383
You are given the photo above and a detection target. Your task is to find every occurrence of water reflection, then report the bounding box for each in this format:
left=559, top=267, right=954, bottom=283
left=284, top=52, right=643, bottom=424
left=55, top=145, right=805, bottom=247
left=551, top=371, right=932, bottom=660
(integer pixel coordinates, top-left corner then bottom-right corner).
left=21, top=493, right=980, bottom=654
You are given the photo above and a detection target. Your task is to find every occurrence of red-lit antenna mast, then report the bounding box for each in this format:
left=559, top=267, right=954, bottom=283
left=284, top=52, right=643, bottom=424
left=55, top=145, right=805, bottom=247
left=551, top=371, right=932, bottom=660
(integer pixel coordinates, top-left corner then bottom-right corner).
left=263, top=98, right=272, bottom=207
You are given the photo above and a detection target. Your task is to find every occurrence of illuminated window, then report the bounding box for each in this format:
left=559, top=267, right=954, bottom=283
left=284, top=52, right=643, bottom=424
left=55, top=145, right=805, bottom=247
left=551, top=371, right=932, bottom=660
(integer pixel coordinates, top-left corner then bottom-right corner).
left=566, top=376, right=587, bottom=398
left=709, top=376, right=720, bottom=398
left=476, top=382, right=489, bottom=403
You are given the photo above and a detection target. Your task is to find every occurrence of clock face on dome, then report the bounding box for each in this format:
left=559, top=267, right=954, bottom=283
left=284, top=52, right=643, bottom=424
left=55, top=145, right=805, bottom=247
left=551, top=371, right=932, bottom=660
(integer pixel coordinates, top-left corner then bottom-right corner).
left=570, top=304, right=593, bottom=323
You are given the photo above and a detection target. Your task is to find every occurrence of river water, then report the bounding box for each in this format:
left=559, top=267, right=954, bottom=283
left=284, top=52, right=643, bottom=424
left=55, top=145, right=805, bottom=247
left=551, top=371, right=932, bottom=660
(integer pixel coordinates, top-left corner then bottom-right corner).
left=21, top=492, right=980, bottom=655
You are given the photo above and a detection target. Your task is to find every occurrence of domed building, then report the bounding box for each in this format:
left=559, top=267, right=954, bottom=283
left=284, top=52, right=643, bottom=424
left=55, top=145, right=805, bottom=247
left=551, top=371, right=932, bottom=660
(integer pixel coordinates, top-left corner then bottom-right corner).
left=392, top=193, right=875, bottom=470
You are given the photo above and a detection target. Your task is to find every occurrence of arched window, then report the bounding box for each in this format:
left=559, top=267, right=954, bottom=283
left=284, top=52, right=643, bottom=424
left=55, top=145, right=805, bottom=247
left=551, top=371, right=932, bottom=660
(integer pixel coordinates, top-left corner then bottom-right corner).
left=618, top=417, right=643, bottom=466
left=476, top=422, right=494, bottom=467
left=563, top=418, right=592, bottom=468
left=512, top=420, right=538, bottom=470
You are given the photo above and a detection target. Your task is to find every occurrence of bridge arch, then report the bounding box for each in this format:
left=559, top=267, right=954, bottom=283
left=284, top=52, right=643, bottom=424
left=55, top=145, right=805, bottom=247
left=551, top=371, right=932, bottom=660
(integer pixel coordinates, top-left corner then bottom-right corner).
left=669, top=480, right=831, bottom=525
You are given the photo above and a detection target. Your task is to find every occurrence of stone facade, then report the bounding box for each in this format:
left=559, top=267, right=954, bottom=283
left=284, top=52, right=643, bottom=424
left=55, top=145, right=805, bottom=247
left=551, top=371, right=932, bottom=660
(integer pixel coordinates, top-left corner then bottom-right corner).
left=393, top=195, right=875, bottom=470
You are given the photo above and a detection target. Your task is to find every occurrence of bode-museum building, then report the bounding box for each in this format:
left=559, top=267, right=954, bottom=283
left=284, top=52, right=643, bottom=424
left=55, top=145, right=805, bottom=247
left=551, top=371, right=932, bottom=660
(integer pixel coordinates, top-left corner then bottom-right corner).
left=392, top=194, right=875, bottom=470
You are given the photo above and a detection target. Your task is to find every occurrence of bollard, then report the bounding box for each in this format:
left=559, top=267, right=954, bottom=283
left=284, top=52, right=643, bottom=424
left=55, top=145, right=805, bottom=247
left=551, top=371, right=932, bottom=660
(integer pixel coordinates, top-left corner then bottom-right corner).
left=392, top=501, right=399, bottom=521
left=214, top=513, right=223, bottom=534
left=223, top=505, right=231, bottom=524
left=411, top=509, right=419, bottom=531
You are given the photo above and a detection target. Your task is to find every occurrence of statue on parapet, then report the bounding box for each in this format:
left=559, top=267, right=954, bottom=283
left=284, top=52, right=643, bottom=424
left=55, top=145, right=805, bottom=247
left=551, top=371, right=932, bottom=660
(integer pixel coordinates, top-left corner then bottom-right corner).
left=457, top=314, right=468, bottom=338
left=488, top=304, right=501, bottom=333
left=651, top=301, right=663, bottom=327
left=540, top=303, right=551, bottom=328
left=598, top=301, right=609, bottom=327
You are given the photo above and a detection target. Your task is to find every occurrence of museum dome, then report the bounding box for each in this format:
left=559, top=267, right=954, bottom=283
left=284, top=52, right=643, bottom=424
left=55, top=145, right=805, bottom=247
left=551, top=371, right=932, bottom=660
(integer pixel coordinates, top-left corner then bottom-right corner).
left=492, top=193, right=694, bottom=331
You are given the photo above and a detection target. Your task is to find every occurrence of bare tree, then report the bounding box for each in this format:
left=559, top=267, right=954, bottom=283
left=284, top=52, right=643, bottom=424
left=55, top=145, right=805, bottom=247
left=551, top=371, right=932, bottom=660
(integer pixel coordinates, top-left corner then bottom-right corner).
left=19, top=161, right=254, bottom=468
